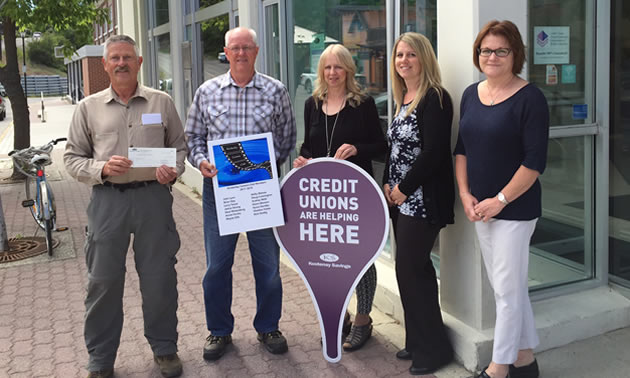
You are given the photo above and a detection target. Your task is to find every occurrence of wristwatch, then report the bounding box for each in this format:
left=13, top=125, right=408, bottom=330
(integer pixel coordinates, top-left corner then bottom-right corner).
left=497, top=192, right=509, bottom=205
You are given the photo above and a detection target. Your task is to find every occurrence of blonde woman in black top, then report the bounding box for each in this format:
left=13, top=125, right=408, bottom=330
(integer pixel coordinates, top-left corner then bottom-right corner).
left=294, top=43, right=386, bottom=350
left=383, top=32, right=455, bottom=375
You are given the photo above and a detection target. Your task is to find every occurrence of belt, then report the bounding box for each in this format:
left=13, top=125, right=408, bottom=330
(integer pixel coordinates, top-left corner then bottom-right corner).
left=102, top=180, right=159, bottom=192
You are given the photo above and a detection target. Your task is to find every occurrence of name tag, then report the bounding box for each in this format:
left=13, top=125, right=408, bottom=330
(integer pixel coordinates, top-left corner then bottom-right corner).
left=142, top=113, right=162, bottom=125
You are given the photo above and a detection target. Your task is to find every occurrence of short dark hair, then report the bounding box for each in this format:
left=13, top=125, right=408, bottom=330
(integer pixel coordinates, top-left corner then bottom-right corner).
left=473, top=20, right=525, bottom=75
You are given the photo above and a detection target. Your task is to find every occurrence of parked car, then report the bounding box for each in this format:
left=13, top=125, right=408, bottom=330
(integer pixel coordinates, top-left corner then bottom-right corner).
left=218, top=52, right=228, bottom=63
left=0, top=96, right=6, bottom=121
left=0, top=83, right=6, bottom=97
left=33, top=32, right=42, bottom=39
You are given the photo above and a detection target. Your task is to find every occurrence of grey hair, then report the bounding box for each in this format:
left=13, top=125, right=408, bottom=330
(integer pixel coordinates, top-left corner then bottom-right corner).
left=224, top=27, right=258, bottom=47
left=103, top=35, right=140, bottom=60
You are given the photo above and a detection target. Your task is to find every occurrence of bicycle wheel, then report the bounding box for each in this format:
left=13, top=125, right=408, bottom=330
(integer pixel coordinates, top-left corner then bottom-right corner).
left=40, top=181, right=55, bottom=256
left=45, top=218, right=54, bottom=256
left=25, top=176, right=45, bottom=229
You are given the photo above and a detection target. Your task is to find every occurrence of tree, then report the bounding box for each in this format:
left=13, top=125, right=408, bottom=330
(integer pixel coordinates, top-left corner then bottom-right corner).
left=0, top=0, right=107, bottom=179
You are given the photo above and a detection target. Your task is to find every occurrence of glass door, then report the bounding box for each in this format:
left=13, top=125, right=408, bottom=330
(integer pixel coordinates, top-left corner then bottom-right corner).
left=527, top=0, right=597, bottom=290
left=609, top=0, right=630, bottom=286
left=261, top=0, right=286, bottom=82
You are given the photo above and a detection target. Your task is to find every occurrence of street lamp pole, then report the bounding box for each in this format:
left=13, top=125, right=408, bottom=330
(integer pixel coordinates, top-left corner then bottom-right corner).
left=20, top=31, right=27, bottom=98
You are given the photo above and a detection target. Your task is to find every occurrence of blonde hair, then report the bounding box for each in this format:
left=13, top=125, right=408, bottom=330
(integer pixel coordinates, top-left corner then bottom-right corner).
left=312, top=44, right=364, bottom=107
left=390, top=32, right=444, bottom=118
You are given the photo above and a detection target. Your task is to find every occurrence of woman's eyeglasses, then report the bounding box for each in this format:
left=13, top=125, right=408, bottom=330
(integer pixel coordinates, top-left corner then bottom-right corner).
left=477, top=48, right=511, bottom=57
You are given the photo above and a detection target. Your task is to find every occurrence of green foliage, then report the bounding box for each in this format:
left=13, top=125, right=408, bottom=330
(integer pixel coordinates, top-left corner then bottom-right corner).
left=200, top=14, right=229, bottom=56
left=27, top=33, right=67, bottom=71
left=0, top=0, right=108, bottom=55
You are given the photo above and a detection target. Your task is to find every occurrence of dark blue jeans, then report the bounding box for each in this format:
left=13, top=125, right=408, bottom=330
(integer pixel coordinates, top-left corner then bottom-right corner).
left=202, top=178, right=283, bottom=336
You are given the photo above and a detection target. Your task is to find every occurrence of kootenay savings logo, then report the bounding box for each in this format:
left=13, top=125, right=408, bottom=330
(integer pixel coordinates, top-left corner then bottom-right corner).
left=320, top=253, right=339, bottom=262
left=537, top=30, right=549, bottom=47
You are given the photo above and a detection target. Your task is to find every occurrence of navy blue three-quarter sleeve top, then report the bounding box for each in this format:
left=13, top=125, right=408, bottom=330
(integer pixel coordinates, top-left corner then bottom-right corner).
left=453, top=82, right=550, bottom=220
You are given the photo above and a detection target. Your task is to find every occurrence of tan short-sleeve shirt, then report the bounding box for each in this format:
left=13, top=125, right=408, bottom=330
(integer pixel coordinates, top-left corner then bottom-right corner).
left=64, top=85, right=187, bottom=186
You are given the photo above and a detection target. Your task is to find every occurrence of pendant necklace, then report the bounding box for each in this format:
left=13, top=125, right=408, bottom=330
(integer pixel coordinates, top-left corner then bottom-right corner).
left=487, top=76, right=514, bottom=106
left=325, top=96, right=345, bottom=157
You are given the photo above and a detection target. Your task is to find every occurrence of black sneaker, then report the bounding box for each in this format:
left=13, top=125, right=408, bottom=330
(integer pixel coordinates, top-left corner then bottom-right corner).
left=257, top=330, right=288, bottom=354
left=203, top=334, right=232, bottom=361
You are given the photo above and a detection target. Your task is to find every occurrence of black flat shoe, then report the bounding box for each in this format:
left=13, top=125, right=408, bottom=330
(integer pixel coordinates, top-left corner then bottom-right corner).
left=476, top=368, right=492, bottom=378
left=395, top=348, right=412, bottom=360
left=509, top=359, right=539, bottom=378
left=409, top=352, right=453, bottom=375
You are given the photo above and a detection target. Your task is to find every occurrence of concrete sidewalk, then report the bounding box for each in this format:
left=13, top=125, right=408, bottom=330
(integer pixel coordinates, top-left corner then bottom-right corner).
left=0, top=98, right=629, bottom=377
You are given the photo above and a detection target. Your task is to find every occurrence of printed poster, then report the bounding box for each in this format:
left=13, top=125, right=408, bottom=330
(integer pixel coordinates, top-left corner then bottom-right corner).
left=208, top=132, right=284, bottom=235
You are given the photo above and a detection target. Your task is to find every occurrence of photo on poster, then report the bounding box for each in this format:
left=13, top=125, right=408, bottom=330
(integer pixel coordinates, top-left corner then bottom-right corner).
left=212, top=138, right=273, bottom=187
left=208, top=132, right=285, bottom=236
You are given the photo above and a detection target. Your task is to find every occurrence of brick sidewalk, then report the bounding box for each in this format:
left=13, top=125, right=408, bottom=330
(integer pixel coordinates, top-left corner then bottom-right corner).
left=0, top=151, right=468, bottom=378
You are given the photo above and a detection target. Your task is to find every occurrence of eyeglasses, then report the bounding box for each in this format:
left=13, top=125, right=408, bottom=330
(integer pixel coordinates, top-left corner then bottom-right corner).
left=227, top=45, right=256, bottom=53
left=477, top=48, right=512, bottom=57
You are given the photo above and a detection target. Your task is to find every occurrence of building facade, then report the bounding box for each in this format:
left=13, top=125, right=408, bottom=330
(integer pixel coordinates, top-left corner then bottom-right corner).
left=106, top=0, right=630, bottom=370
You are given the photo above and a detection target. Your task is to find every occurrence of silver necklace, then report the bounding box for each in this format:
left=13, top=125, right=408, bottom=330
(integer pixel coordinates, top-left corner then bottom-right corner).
left=324, top=97, right=344, bottom=157
left=487, top=76, right=514, bottom=106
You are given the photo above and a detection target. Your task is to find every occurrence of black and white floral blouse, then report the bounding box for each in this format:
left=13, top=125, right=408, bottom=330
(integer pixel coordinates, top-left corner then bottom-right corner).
left=387, top=103, right=427, bottom=218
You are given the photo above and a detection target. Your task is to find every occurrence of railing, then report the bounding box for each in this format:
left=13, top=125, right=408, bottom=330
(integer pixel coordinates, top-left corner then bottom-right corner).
left=20, top=75, right=68, bottom=96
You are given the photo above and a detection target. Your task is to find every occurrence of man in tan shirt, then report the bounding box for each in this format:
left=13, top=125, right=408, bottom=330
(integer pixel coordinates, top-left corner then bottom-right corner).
left=64, top=35, right=186, bottom=378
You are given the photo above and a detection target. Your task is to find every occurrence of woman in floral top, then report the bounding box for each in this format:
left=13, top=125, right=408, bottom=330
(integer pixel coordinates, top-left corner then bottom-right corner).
left=383, top=32, right=455, bottom=376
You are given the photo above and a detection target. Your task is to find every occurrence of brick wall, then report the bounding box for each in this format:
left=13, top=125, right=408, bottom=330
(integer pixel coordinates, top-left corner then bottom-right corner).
left=82, top=57, right=110, bottom=96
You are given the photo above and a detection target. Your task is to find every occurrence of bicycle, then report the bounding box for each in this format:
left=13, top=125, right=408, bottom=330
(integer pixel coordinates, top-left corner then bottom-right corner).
left=9, top=137, right=67, bottom=256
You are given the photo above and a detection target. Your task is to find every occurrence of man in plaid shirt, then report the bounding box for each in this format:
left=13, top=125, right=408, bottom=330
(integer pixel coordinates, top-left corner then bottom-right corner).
left=185, top=27, right=296, bottom=361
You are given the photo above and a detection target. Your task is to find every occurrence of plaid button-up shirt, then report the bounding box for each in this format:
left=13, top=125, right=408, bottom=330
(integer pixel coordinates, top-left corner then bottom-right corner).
left=185, top=71, right=296, bottom=169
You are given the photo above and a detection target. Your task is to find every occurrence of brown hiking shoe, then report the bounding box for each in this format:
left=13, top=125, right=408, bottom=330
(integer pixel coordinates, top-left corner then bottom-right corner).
left=153, top=353, right=183, bottom=378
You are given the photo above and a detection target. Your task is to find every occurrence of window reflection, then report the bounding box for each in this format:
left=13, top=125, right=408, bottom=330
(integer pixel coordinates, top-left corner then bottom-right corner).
left=401, top=0, right=437, bottom=52
left=155, top=0, right=169, bottom=26
left=156, top=33, right=172, bottom=96
left=199, top=14, right=230, bottom=82
left=530, top=136, right=593, bottom=289
left=609, top=0, right=630, bottom=284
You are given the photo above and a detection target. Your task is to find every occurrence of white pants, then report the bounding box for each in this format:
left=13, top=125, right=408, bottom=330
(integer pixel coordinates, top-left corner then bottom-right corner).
left=475, top=218, right=540, bottom=364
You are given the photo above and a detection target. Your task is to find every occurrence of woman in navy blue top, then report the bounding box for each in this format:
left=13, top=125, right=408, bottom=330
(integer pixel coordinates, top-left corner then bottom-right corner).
left=294, top=44, right=387, bottom=352
left=383, top=32, right=455, bottom=376
left=454, top=20, right=549, bottom=378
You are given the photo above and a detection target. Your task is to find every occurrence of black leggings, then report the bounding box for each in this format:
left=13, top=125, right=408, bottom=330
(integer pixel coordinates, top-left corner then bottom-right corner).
left=392, top=211, right=452, bottom=363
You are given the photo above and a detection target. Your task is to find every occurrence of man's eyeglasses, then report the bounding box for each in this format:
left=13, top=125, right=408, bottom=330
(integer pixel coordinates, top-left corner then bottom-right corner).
left=227, top=45, right=256, bottom=53
left=477, top=48, right=512, bottom=57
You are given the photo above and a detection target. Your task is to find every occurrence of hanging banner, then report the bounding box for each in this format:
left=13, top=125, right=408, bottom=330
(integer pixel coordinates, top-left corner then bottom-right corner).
left=274, top=158, right=389, bottom=362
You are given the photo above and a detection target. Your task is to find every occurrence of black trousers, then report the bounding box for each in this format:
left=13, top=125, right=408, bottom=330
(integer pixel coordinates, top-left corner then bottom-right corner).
left=392, top=210, right=452, bottom=365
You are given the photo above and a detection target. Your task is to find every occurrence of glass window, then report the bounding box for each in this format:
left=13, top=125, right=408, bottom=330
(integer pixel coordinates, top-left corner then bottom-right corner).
left=155, top=0, right=169, bottom=26
left=199, top=13, right=230, bottom=82
left=401, top=0, right=437, bottom=52
left=200, top=0, right=223, bottom=7
left=528, top=0, right=595, bottom=126
left=609, top=0, right=630, bottom=285
left=156, top=33, right=172, bottom=97
left=530, top=136, right=594, bottom=289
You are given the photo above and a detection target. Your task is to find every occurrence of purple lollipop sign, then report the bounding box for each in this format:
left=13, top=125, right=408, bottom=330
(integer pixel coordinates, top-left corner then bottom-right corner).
left=274, top=158, right=389, bottom=362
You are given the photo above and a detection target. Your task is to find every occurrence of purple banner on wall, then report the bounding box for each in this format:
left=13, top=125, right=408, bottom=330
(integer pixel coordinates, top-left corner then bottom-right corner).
left=273, top=158, right=389, bottom=363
